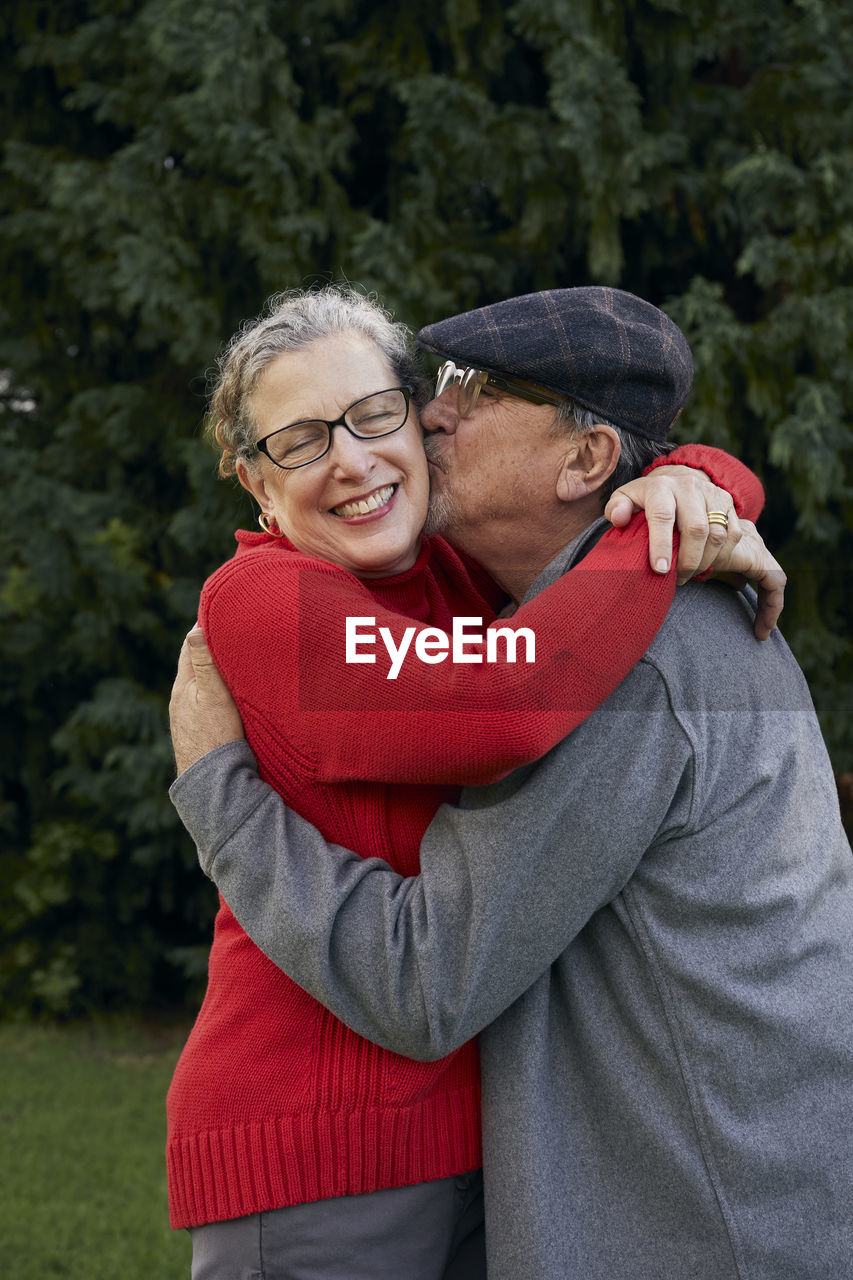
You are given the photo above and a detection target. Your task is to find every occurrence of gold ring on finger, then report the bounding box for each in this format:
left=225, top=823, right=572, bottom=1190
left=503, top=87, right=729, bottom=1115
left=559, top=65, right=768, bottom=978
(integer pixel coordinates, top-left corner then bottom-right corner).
left=707, top=511, right=730, bottom=528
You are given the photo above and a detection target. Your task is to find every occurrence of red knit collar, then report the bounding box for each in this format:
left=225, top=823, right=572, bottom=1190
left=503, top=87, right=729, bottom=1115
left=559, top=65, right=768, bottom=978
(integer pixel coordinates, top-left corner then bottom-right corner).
left=232, top=527, right=433, bottom=586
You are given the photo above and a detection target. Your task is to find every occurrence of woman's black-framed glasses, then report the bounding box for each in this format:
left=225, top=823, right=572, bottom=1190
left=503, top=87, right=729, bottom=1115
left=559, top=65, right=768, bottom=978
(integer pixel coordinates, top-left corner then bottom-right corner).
left=254, top=386, right=413, bottom=470
left=434, top=361, right=566, bottom=419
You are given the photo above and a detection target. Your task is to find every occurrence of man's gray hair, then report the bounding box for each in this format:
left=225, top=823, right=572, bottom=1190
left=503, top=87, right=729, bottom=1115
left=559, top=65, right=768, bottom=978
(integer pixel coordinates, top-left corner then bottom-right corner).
left=207, top=286, right=425, bottom=477
left=551, top=401, right=675, bottom=502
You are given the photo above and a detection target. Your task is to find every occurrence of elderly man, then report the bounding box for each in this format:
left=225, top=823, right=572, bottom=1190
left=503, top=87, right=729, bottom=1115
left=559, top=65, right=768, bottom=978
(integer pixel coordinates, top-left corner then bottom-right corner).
left=170, top=289, right=852, bottom=1279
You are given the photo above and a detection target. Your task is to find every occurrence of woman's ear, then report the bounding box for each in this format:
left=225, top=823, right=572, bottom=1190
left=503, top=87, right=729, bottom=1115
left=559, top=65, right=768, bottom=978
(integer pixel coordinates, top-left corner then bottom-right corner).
left=236, top=459, right=270, bottom=509
left=555, top=426, right=621, bottom=505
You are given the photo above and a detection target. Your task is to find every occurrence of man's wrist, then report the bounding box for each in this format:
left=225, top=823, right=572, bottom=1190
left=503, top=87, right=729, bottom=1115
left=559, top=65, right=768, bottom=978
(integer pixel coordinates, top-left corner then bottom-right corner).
left=173, top=734, right=247, bottom=781
left=170, top=738, right=258, bottom=804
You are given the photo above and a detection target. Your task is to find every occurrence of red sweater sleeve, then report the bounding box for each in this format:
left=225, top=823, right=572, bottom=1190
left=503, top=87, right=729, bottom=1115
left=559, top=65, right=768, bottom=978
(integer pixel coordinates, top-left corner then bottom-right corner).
left=647, top=443, right=764, bottom=520
left=201, top=512, right=673, bottom=788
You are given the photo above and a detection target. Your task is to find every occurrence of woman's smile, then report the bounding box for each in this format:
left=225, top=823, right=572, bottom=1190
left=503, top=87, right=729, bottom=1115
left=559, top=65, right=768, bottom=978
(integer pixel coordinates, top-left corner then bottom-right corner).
left=330, top=482, right=399, bottom=521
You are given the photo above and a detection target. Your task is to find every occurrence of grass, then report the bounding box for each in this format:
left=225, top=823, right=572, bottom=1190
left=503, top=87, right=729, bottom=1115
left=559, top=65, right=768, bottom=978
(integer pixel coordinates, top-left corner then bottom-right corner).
left=0, top=1018, right=192, bottom=1279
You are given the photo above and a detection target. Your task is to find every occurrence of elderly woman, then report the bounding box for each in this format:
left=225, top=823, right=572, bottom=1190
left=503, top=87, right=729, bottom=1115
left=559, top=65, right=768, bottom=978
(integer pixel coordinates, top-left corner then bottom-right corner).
left=167, top=286, right=761, bottom=1279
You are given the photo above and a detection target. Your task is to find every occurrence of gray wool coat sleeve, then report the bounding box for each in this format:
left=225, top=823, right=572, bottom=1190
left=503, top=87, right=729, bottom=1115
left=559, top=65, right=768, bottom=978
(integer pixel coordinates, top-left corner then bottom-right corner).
left=170, top=659, right=692, bottom=1061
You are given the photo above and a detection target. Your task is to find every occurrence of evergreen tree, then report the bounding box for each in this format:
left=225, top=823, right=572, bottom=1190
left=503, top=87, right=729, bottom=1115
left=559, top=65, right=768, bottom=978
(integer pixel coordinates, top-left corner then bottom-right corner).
left=1, top=0, right=850, bottom=1014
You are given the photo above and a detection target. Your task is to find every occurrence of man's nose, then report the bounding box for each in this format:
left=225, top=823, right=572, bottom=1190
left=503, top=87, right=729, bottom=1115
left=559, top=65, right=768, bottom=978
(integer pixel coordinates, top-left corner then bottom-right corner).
left=420, top=390, right=461, bottom=435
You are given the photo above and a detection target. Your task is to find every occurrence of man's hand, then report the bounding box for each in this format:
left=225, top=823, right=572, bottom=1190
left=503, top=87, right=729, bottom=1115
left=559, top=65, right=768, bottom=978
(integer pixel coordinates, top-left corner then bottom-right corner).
left=706, top=520, right=786, bottom=641
left=170, top=628, right=245, bottom=775
left=605, top=464, right=741, bottom=585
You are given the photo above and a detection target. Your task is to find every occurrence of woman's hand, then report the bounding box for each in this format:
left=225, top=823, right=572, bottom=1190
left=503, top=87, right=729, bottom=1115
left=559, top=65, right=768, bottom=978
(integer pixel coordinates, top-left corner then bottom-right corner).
left=705, top=520, right=787, bottom=642
left=605, top=464, right=741, bottom=583
left=604, top=466, right=785, bottom=638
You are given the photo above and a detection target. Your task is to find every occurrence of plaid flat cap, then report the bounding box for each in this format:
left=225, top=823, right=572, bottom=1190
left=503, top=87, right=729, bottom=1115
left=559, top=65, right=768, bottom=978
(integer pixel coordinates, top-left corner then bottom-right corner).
left=417, top=286, right=693, bottom=441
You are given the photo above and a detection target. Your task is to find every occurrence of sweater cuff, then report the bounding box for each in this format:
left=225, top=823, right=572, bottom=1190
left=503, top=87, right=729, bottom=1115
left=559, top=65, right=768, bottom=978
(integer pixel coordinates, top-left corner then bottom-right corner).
left=170, top=740, right=269, bottom=877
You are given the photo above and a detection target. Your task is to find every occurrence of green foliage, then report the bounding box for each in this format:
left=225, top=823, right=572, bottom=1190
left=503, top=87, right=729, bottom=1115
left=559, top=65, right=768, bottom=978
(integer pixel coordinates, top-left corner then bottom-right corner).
left=1, top=0, right=850, bottom=1015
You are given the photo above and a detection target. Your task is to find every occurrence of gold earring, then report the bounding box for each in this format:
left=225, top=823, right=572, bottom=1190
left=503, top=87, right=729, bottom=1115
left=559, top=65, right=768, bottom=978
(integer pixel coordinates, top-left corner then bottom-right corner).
left=258, top=512, right=282, bottom=537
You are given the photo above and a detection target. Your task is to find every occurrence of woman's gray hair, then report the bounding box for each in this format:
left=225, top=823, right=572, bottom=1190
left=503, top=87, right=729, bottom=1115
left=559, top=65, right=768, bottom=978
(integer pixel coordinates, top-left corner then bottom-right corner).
left=207, top=286, right=425, bottom=477
left=551, top=401, right=675, bottom=502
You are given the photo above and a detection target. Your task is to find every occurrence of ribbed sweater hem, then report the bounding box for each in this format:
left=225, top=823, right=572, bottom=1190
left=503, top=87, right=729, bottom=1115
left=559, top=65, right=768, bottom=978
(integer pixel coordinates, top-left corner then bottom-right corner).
left=167, top=1083, right=482, bottom=1229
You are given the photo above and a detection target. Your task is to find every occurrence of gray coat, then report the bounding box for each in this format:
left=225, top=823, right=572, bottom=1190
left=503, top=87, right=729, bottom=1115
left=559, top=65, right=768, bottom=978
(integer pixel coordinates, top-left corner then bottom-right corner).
left=172, top=526, right=853, bottom=1279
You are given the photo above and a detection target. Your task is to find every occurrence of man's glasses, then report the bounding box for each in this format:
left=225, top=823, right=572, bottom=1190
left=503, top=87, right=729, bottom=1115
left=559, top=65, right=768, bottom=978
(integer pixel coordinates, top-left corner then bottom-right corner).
left=434, top=361, right=567, bottom=419
left=254, top=386, right=412, bottom=470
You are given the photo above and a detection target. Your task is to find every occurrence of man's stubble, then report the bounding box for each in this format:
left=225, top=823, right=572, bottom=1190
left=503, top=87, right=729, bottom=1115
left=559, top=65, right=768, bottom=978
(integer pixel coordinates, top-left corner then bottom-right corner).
left=422, top=434, right=458, bottom=537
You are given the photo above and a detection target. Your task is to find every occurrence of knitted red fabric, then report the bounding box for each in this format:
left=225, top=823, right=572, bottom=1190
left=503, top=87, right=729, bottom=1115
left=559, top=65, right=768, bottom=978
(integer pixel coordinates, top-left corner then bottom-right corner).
left=166, top=444, right=762, bottom=1228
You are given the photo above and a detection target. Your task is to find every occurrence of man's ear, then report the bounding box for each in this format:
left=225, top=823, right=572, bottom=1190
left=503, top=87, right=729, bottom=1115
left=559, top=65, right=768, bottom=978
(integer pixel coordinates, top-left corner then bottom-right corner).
left=236, top=459, right=270, bottom=509
left=555, top=425, right=621, bottom=504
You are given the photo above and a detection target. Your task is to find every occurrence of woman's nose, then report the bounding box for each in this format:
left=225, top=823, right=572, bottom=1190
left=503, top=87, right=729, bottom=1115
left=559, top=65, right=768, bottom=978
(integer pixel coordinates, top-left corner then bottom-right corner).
left=327, top=425, right=377, bottom=477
